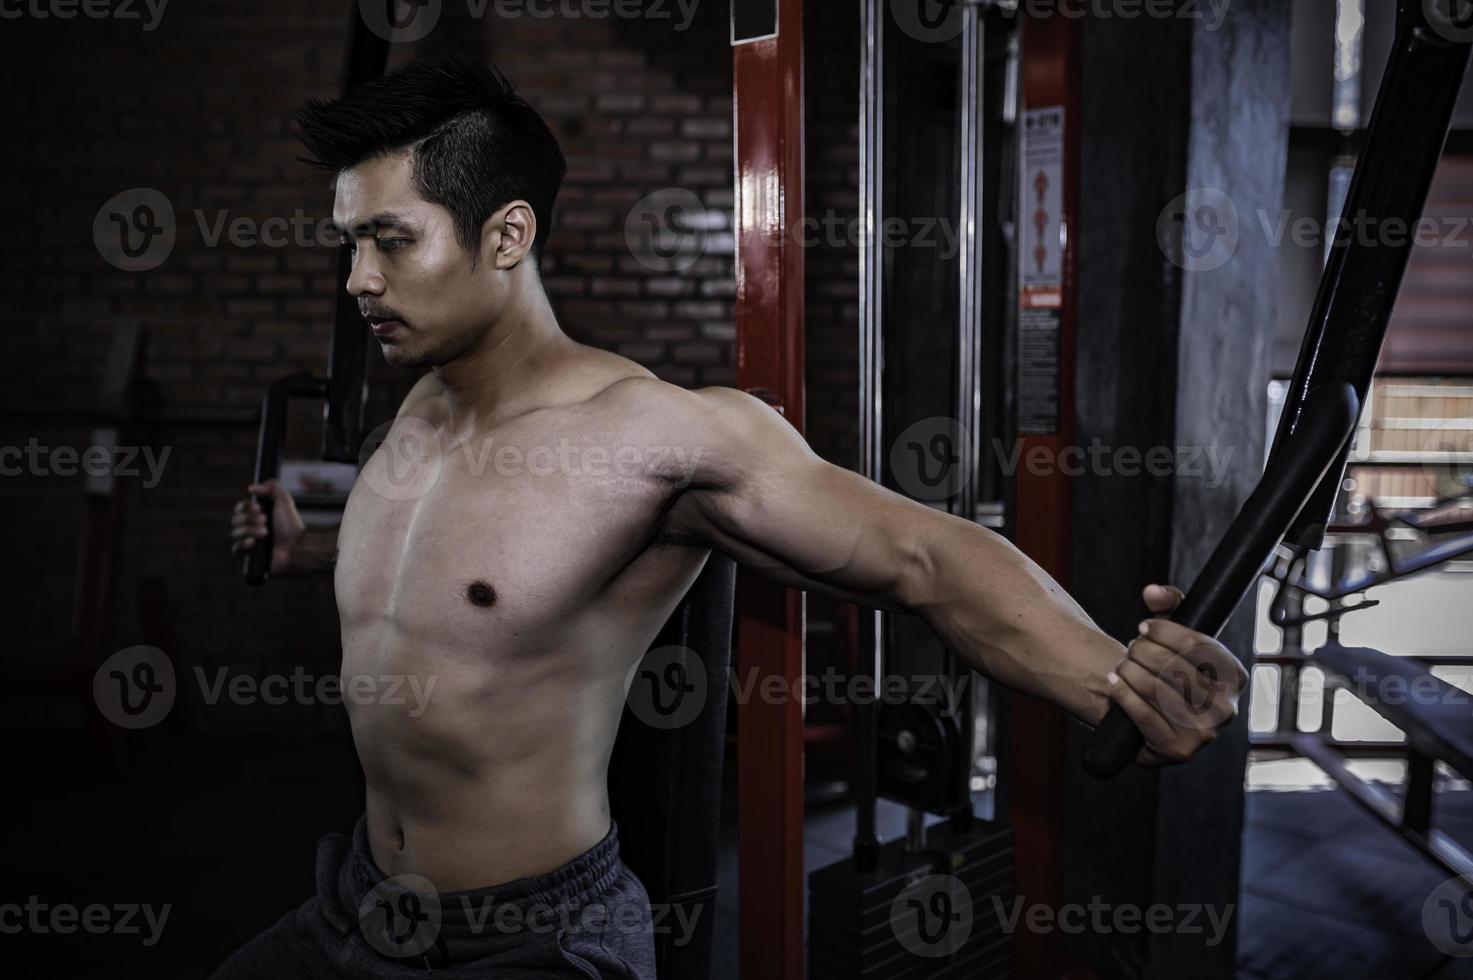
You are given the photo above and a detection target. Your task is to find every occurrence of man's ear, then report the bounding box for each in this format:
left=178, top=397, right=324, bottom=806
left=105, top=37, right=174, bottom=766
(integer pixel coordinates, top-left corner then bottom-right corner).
left=482, top=200, right=537, bottom=269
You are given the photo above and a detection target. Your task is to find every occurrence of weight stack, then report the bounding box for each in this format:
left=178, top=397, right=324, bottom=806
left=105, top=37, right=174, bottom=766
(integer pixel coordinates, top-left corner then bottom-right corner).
left=808, top=817, right=1014, bottom=979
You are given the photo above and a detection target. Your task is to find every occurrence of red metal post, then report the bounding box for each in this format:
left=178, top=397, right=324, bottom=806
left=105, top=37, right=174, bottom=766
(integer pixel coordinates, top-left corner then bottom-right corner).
left=732, top=1, right=806, bottom=977
left=1010, top=12, right=1091, bottom=980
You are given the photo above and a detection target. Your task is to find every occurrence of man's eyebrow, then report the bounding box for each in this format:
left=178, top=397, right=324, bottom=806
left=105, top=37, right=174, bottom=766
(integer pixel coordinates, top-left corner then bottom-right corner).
left=333, top=211, right=417, bottom=236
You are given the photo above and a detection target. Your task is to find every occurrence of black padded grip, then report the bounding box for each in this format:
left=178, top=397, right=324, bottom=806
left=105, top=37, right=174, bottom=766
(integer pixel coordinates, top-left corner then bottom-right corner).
left=1082, top=383, right=1360, bottom=779
left=240, top=373, right=322, bottom=587
left=241, top=490, right=273, bottom=585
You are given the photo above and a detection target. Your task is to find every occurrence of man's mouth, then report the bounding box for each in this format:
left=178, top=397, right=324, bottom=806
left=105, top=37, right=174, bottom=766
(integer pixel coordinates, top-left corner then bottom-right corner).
left=365, top=316, right=404, bottom=337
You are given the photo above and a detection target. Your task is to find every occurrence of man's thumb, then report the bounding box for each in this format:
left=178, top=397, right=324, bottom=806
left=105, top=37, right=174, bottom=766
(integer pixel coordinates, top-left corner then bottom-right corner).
left=1143, top=583, right=1184, bottom=613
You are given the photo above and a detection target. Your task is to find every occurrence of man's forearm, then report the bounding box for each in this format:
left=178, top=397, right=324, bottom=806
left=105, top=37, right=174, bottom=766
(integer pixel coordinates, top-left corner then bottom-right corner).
left=906, top=515, right=1123, bottom=727
left=281, top=526, right=339, bottom=577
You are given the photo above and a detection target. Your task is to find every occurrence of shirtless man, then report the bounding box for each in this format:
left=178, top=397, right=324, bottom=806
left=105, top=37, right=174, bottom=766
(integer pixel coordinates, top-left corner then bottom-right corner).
left=219, top=57, right=1246, bottom=979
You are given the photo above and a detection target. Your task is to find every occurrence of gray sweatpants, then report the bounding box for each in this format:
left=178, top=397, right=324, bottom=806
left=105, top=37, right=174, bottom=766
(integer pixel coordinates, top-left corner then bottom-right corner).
left=209, top=816, right=657, bottom=978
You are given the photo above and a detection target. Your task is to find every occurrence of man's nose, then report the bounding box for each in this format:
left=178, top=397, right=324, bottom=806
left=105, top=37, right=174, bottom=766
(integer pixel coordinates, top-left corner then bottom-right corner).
left=345, top=249, right=384, bottom=297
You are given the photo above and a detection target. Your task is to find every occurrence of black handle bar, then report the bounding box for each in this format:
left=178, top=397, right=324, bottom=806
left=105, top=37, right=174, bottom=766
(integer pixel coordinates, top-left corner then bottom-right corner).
left=1082, top=382, right=1360, bottom=778
left=242, top=373, right=327, bottom=586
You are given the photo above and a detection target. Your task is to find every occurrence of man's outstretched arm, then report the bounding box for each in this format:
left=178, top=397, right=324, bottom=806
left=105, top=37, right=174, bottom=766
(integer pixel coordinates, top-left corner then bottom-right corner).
left=650, top=383, right=1245, bottom=767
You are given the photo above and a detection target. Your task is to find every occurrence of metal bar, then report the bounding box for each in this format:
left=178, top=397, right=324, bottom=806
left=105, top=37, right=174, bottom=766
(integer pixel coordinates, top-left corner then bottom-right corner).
left=1271, top=4, right=1473, bottom=549
left=1086, top=383, right=1363, bottom=777
left=732, top=0, right=807, bottom=974
left=1293, top=733, right=1473, bottom=888
left=1256, top=653, right=1473, bottom=666
left=1322, top=670, right=1338, bottom=736
left=1249, top=736, right=1409, bottom=756
left=852, top=0, right=885, bottom=874
left=948, top=0, right=987, bottom=830
left=1405, top=748, right=1436, bottom=835
left=1009, top=13, right=1080, bottom=977
left=73, top=323, right=143, bottom=776
left=957, top=5, right=983, bottom=534
left=323, top=1, right=394, bottom=463
left=1277, top=661, right=1302, bottom=736
left=242, top=374, right=329, bottom=585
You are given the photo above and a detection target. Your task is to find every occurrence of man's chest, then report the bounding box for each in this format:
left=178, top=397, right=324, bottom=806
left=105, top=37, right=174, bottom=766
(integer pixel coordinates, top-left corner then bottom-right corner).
left=333, top=423, right=675, bottom=639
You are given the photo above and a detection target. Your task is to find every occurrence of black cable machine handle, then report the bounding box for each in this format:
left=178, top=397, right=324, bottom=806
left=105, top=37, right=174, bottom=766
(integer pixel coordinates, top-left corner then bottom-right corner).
left=1085, top=2, right=1472, bottom=779
left=242, top=374, right=326, bottom=586
left=1082, top=383, right=1359, bottom=778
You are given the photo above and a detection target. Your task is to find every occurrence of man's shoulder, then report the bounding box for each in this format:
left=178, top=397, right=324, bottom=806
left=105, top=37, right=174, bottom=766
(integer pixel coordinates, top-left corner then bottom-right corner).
left=597, top=374, right=761, bottom=417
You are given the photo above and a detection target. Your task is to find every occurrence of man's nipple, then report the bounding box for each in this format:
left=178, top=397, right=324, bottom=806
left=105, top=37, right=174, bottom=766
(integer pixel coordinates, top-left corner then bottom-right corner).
left=465, top=580, right=497, bottom=608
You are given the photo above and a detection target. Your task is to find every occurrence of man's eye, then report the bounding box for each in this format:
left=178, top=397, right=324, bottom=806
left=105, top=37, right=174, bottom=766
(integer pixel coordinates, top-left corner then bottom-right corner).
left=377, top=238, right=411, bottom=251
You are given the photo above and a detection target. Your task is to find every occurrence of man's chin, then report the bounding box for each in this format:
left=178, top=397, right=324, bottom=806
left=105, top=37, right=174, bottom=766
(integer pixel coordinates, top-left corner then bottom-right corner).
left=379, top=342, right=431, bottom=369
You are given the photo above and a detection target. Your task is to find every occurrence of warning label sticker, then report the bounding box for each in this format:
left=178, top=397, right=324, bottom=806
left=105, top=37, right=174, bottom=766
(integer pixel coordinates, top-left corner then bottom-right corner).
left=1021, top=106, right=1064, bottom=306
left=1018, top=106, right=1065, bottom=434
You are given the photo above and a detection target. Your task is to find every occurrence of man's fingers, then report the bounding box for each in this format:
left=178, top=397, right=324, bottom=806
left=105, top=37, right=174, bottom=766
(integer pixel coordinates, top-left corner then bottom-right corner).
left=231, top=522, right=265, bottom=540
left=1142, top=583, right=1184, bottom=614
left=1109, top=660, right=1191, bottom=760
left=1136, top=617, right=1202, bottom=652
left=1140, top=620, right=1248, bottom=695
left=230, top=507, right=265, bottom=528
left=1124, top=637, right=1210, bottom=705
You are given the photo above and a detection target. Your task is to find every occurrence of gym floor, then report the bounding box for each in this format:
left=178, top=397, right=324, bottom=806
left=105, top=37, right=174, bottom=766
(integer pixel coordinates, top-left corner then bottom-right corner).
left=708, top=786, right=1473, bottom=980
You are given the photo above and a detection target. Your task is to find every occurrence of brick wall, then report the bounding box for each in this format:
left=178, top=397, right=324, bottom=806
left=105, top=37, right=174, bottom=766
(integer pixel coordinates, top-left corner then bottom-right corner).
left=1, top=0, right=860, bottom=730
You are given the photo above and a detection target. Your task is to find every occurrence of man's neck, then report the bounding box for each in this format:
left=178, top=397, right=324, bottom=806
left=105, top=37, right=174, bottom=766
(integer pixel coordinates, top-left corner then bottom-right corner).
left=434, top=285, right=575, bottom=432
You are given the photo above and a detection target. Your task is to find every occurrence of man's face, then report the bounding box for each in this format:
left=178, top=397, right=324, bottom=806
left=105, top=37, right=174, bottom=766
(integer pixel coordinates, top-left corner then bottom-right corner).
left=333, top=150, right=496, bottom=369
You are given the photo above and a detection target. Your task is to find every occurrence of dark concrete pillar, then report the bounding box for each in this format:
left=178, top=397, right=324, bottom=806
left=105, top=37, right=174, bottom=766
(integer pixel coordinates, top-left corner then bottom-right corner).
left=1065, top=3, right=1292, bottom=978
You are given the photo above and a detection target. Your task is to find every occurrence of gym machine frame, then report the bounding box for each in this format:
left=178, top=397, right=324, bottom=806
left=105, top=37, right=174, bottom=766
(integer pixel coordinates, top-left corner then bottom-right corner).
left=241, top=5, right=389, bottom=585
